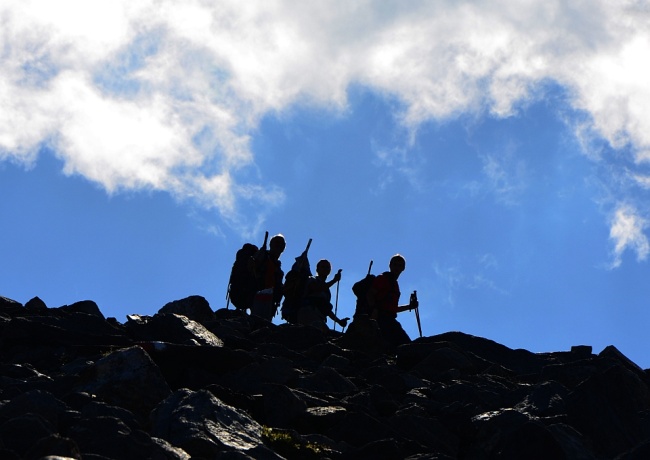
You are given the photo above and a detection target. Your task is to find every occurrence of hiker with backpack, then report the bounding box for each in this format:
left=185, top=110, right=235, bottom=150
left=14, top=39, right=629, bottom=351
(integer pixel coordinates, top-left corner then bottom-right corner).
left=226, top=242, right=260, bottom=312
left=280, top=239, right=313, bottom=324
left=366, top=254, right=417, bottom=347
left=250, top=233, right=286, bottom=321
left=298, top=259, right=349, bottom=332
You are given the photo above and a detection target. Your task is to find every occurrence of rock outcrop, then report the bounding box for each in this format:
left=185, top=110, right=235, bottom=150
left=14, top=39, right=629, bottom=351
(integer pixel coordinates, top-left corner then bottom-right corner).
left=1, top=294, right=649, bottom=459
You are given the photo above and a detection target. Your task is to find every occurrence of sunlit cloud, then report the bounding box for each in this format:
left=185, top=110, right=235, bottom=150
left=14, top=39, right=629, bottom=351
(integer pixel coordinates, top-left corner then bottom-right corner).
left=2, top=0, right=650, bottom=234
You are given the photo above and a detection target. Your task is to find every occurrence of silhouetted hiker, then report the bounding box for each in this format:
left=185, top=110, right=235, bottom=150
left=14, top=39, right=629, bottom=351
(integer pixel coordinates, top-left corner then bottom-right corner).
left=367, top=254, right=416, bottom=347
left=250, top=233, right=286, bottom=320
left=298, top=259, right=349, bottom=332
left=281, top=239, right=313, bottom=323
left=226, top=242, right=259, bottom=312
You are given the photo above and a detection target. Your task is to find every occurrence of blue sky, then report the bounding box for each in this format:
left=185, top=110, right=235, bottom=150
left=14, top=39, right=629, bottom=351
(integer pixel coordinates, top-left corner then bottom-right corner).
left=3, top=1, right=650, bottom=367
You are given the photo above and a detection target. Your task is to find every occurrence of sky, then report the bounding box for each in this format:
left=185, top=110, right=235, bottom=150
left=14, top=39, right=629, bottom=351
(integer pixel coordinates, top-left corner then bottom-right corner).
left=2, top=1, right=650, bottom=367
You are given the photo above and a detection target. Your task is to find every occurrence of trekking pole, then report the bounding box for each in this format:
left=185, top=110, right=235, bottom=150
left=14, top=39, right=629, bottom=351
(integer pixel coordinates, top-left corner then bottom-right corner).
left=367, top=260, right=373, bottom=276
left=333, top=269, right=341, bottom=331
left=411, top=290, right=422, bottom=338
left=262, top=231, right=269, bottom=251
left=225, top=268, right=231, bottom=309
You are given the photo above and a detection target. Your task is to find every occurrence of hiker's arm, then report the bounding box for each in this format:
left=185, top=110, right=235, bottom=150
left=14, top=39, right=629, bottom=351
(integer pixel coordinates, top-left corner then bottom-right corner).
left=396, top=296, right=418, bottom=313
left=327, top=310, right=349, bottom=328
left=326, top=270, right=341, bottom=288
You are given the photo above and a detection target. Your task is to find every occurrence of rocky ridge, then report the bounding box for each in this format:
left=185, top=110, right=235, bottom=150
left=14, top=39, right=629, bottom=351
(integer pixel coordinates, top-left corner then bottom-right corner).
left=1, top=294, right=650, bottom=459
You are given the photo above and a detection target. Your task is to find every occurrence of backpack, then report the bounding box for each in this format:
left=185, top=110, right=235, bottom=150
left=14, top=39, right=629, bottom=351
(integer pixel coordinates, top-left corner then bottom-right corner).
left=280, top=253, right=312, bottom=323
left=352, top=273, right=376, bottom=318
left=227, top=243, right=259, bottom=310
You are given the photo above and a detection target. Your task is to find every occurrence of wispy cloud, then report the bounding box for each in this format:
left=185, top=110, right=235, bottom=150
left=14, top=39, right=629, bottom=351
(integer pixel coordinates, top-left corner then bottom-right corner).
left=433, top=254, right=507, bottom=307
left=609, top=204, right=650, bottom=268
left=2, top=1, right=650, bottom=232
left=481, top=150, right=528, bottom=206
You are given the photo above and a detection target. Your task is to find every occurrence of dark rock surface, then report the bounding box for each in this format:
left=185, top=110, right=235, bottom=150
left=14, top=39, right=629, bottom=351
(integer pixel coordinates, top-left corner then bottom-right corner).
left=2, top=294, right=650, bottom=459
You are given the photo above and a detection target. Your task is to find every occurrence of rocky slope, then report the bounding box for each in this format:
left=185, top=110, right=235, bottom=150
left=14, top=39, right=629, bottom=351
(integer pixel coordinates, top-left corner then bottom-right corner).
left=1, top=294, right=650, bottom=459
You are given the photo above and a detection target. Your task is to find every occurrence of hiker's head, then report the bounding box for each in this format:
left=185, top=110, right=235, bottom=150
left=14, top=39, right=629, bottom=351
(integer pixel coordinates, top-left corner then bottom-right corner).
left=316, top=259, right=332, bottom=277
left=389, top=254, right=406, bottom=278
left=269, top=234, right=286, bottom=257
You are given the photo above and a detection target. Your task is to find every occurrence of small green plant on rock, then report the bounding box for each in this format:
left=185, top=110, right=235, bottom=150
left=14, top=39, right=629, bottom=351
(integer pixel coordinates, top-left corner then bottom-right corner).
left=262, top=426, right=333, bottom=460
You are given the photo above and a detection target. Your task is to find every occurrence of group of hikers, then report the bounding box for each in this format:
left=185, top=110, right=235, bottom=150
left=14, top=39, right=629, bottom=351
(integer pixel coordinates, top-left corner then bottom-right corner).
left=226, top=233, right=420, bottom=347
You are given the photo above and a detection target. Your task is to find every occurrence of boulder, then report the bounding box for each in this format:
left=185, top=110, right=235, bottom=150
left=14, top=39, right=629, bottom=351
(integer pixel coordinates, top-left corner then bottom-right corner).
left=25, top=296, right=48, bottom=311
left=125, top=313, right=224, bottom=347
left=0, top=413, right=56, bottom=458
left=150, top=388, right=279, bottom=458
left=158, top=295, right=215, bottom=324
left=58, top=300, right=105, bottom=319
left=74, top=346, right=172, bottom=421
left=567, top=363, right=650, bottom=457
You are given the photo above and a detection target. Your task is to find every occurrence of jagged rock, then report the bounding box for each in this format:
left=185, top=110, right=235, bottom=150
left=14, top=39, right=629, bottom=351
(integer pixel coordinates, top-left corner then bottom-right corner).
left=0, top=296, right=22, bottom=312
left=390, top=413, right=459, bottom=456
left=2, top=293, right=650, bottom=459
left=125, top=313, right=224, bottom=346
left=329, top=410, right=395, bottom=448
left=411, top=346, right=478, bottom=379
left=258, top=323, right=328, bottom=350
left=514, top=380, right=569, bottom=417
left=0, top=413, right=56, bottom=457
left=58, top=300, right=105, bottom=319
left=150, top=437, right=192, bottom=460
left=567, top=362, right=650, bottom=457
left=67, top=415, right=154, bottom=459
left=341, top=437, right=402, bottom=460
left=320, top=353, right=351, bottom=370
left=158, top=295, right=215, bottom=324
left=74, top=346, right=172, bottom=421
left=261, top=383, right=307, bottom=428
left=0, top=390, right=69, bottom=427
left=295, top=366, right=358, bottom=395
left=426, top=331, right=549, bottom=375
left=547, top=423, right=596, bottom=460
left=467, top=409, right=568, bottom=459
left=600, top=344, right=649, bottom=382
left=218, top=356, right=298, bottom=394
left=140, top=342, right=253, bottom=390
left=150, top=388, right=280, bottom=459
left=25, top=296, right=48, bottom=311
left=300, top=405, right=347, bottom=434
left=80, top=401, right=142, bottom=432
left=27, top=434, right=82, bottom=459
left=0, top=312, right=130, bottom=353
left=208, top=310, right=255, bottom=348
left=617, top=440, right=650, bottom=460
left=540, top=358, right=600, bottom=388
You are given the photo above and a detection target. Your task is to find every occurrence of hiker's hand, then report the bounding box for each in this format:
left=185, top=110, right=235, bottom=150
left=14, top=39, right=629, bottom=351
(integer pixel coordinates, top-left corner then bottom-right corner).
left=409, top=298, right=419, bottom=310
left=339, top=317, right=349, bottom=328
left=333, top=270, right=342, bottom=283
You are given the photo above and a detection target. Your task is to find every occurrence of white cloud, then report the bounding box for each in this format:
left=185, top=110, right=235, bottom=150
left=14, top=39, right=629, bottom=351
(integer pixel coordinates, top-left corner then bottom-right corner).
left=2, top=0, right=650, bottom=229
left=609, top=204, right=650, bottom=268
